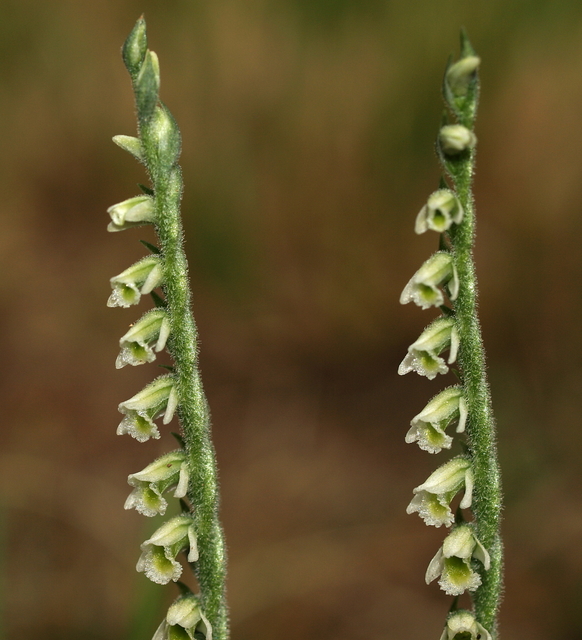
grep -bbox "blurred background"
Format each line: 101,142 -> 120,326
1,0 -> 581,638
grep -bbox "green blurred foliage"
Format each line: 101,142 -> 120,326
1,1 -> 582,639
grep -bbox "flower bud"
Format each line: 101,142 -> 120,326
439,124 -> 476,156
426,524 -> 490,595
400,252 -> 458,309
439,610 -> 492,640
398,317 -> 459,379
108,255 -> 163,308
445,56 -> 480,97
136,515 -> 198,584
136,50 -> 160,120
415,189 -> 463,234
112,135 -> 145,164
406,457 -> 473,527
149,104 -> 182,169
122,16 -> 148,78
116,308 -> 171,368
406,386 -> 467,453
107,195 -> 155,232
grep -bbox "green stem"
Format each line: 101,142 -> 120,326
448,149 -> 503,636
153,163 -> 228,640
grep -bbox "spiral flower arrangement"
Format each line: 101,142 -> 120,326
108,17 -> 228,640
398,33 -> 503,639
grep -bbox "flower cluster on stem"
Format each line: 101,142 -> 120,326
398,32 -> 502,639
108,17 -> 228,640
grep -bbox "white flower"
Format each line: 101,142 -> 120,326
398,317 -> 459,380
400,252 -> 459,309
125,450 -> 189,517
164,593 -> 212,640
136,515 -> 198,585
108,255 -> 163,308
439,610 -> 492,640
426,524 -> 490,595
415,189 -> 463,234
107,195 -> 155,232
406,386 -> 467,453
439,124 -> 476,156
407,457 -> 473,527
445,56 -> 481,97
117,376 -> 178,442
116,308 -> 171,368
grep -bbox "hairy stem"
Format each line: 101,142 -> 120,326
448,140 -> 503,638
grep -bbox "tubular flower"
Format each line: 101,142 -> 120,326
108,255 -> 163,308
117,375 -> 178,442
405,386 -> 467,453
426,524 -> 491,596
151,593 -> 213,640
415,189 -> 463,234
136,514 -> 198,585
407,457 -> 473,527
125,450 -> 189,517
107,195 -> 155,232
398,316 -> 459,380
116,308 -> 171,368
439,610 -> 492,640
400,251 -> 459,309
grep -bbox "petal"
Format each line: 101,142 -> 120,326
459,466 -> 474,509
156,316 -> 171,352
414,205 -> 429,234
456,395 -> 468,433
414,457 -> 471,496
472,535 -> 491,570
173,464 -> 189,499
425,547 -> 445,584
163,386 -> 179,424
442,525 -> 475,560
129,450 -> 187,485
187,524 -> 199,562
144,515 -> 193,548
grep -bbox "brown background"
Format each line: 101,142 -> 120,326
1,0 -> 581,638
